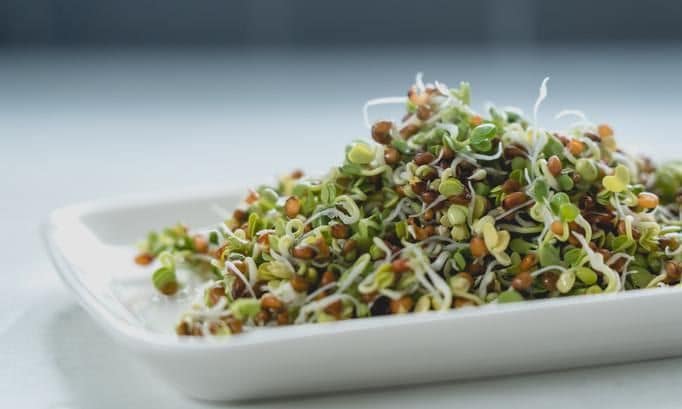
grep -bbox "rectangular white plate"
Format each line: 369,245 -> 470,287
43,185 -> 682,401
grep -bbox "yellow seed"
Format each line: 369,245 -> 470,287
567,139 -> 584,156
550,220 -> 564,236
597,124 -> 614,138
637,192 -> 659,209
470,237 -> 487,258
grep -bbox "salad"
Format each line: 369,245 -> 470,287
135,75 -> 682,337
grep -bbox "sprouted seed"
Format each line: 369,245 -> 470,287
135,75 -> 682,337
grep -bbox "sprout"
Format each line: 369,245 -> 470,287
135,76 -> 682,336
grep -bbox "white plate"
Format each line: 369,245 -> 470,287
43,185 -> 682,401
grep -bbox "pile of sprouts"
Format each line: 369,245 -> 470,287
135,75 -> 682,337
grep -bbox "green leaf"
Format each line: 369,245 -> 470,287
550,192 -> 570,214
563,247 -> 586,267
542,136 -> 565,158
533,178 -> 549,202
559,203 -> 579,222
629,271 -> 655,289
497,289 -> 524,303
538,243 -> 561,267
470,123 -> 496,152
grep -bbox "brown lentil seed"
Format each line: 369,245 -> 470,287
413,226 -> 430,241
421,190 -> 438,204
519,254 -> 537,272
468,261 -> 484,276
441,146 -> 455,160
254,310 -> 270,326
542,272 -> 559,292
501,179 -> 521,194
416,105 -> 432,121
391,258 -> 411,273
454,298 -> 475,308
665,261 -> 681,280
330,223 -> 350,239
503,144 -> 527,159
284,196 -> 301,218
225,318 -> 243,334
390,296 -> 414,314
408,87 -> 429,105
512,271 -> 533,291
384,147 -> 401,165
192,235 -> 209,253
411,181 -> 427,195
276,311 -> 290,326
547,155 -> 562,176
449,194 -> 471,205
261,294 -> 283,310
134,252 -> 153,266
584,132 -> 601,143
556,134 -> 570,146
470,237 -> 487,258
342,239 -> 357,255
206,285 -> 226,307
414,151 -> 435,166
502,191 -> 529,210
371,121 -> 393,144
176,321 -> 190,336
324,300 -> 343,319
292,245 -> 315,259
400,124 -> 420,139
321,270 -> 337,286
290,275 -> 310,292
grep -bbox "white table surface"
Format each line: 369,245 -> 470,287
2,46 -> 682,408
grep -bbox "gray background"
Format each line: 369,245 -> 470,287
3,0 -> 682,46
2,1 -> 682,408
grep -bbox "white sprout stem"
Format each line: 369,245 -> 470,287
336,255 -> 371,293
363,96 -> 408,129
225,261 -> 256,298
304,282 -> 338,303
384,197 -> 410,223
529,265 -> 570,278
529,77 -> 550,178
373,236 -> 393,265
665,245 -> 682,257
572,232 -> 621,292
294,293 -> 363,324
379,288 -> 405,300
415,72 -> 425,92
184,295 -> 229,320
477,261 -> 498,299
269,249 -> 296,274
467,180 -> 476,228
218,223 -> 249,245
494,199 -> 535,221
497,224 -> 544,234
472,143 -> 503,161
555,109 -> 588,122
